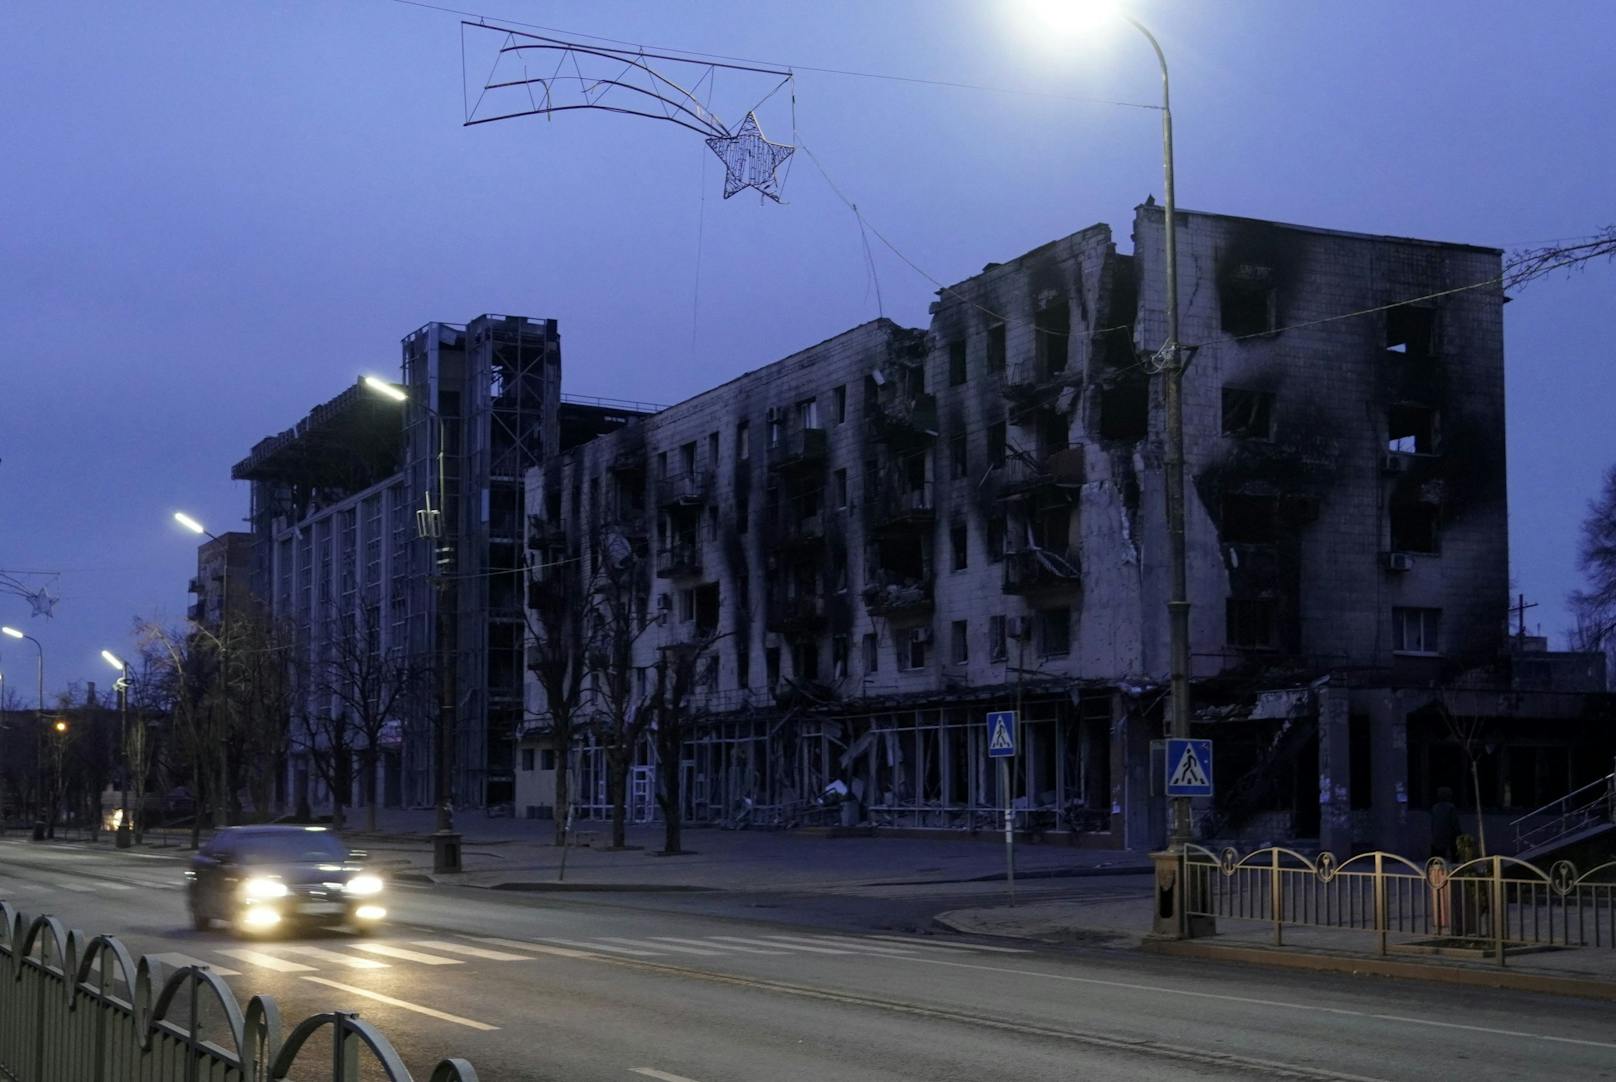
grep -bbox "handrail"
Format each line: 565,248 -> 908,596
1509,768 -> 1615,853
1508,771 -> 1614,830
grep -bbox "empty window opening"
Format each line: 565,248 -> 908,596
1221,388 -> 1274,439
680,441 -> 696,474
987,322 -> 1007,372
834,384 -> 847,423
989,615 -> 1008,661
833,634 -> 849,679
736,647 -> 750,689
987,516 -> 1006,562
950,435 -> 968,479
1386,306 -> 1436,360
1226,598 -> 1277,649
862,632 -> 879,674
949,338 -> 968,386
1221,493 -> 1278,544
694,583 -> 721,635
737,495 -> 750,534
1098,381 -> 1149,442
872,534 -> 928,585
1390,503 -> 1440,554
737,421 -> 750,460
765,646 -> 781,688
988,420 -> 1007,467
951,523 -> 969,571
1035,299 -> 1071,377
951,619 -> 969,665
1392,607 -> 1441,654
1039,606 -> 1071,656
1388,405 -> 1438,454
1031,506 -> 1070,550
901,627 -> 930,670
1220,264 -> 1276,337
835,468 -> 849,508
793,640 -> 820,682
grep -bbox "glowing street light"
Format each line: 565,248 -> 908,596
362,375 -> 408,402
102,649 -> 134,848
173,511 -> 208,536
5,625 -> 48,835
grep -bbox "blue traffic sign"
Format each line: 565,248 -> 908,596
1165,738 -> 1214,797
986,711 -> 1017,758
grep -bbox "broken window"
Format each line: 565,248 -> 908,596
679,588 -> 695,623
989,615 -> 1007,661
1390,502 -> 1439,554
736,646 -> 750,689
987,321 -> 1007,373
950,434 -> 968,479
833,634 -> 849,679
863,632 -> 879,674
681,441 -> 696,475
949,338 -> 968,386
797,398 -> 820,431
1226,598 -> 1277,649
833,546 -> 848,592
1392,606 -> 1440,654
1098,380 -> 1149,442
1032,506 -> 1070,550
987,516 -> 1006,562
834,384 -> 847,423
1386,306 -> 1436,360
737,421 -> 750,460
765,646 -> 781,688
1035,299 -> 1070,377
695,583 -> 720,634
1388,405 -> 1438,454
706,505 -> 718,541
1221,492 -> 1278,544
1039,606 -> 1071,656
987,420 -> 1007,468
835,468 -> 848,508
794,640 -> 819,681
1220,263 -> 1276,337
951,619 -> 969,665
708,432 -> 719,469
951,523 -> 968,571
1038,410 -> 1069,458
902,628 -> 930,670
1221,387 -> 1274,439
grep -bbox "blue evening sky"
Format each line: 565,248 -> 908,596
3,1 -> 1612,694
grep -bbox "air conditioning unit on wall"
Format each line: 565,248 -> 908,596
1384,552 -> 1415,573
1381,452 -> 1409,475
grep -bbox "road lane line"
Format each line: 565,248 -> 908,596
217,949 -> 317,973
652,937 -> 788,956
631,1069 -> 706,1082
537,937 -> 664,957
720,936 -> 851,955
601,937 -> 725,957
802,935 -> 928,955
148,953 -> 241,976
350,943 -> 463,966
466,936 -> 599,960
409,940 -> 528,961
301,977 -> 498,1031
280,946 -> 388,969
864,934 -> 1029,954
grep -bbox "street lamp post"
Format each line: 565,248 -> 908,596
102,650 -> 133,849
3,627 -> 47,837
363,375 -> 461,873
175,511 -> 234,828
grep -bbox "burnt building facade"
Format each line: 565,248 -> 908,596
519,206 -> 1611,853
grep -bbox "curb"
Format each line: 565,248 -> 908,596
1141,937 -> 1616,1002
930,911 -> 1138,947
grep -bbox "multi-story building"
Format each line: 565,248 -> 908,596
186,532 -> 253,630
521,205 -> 1612,854
234,313 -> 642,816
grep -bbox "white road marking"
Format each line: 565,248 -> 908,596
58,882 -> 94,892
652,936 -> 788,956
538,937 -> 663,957
280,946 -> 388,969
631,1069 -> 706,1082
467,936 -> 599,960
301,977 -> 498,1031
864,934 -> 1029,954
409,940 -> 528,961
217,949 -> 317,973
602,937 -> 724,957
351,943 -> 462,966
148,952 -> 240,976
94,882 -> 133,891
803,935 -> 927,955
721,936 -> 851,955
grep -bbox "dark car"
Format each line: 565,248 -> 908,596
186,826 -> 386,934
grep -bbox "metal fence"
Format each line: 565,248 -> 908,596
1182,845 -> 1616,964
0,901 -> 478,1082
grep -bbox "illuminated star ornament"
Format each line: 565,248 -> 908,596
705,112 -> 795,202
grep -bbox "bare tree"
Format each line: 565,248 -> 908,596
1504,227 -> 1616,292
523,541 -> 595,846
1570,464 -> 1616,680
587,543 -> 659,849
1438,702 -> 1492,857
139,621 -> 218,846
650,633 -> 724,856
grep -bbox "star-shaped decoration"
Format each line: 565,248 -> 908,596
705,112 -> 794,202
27,586 -> 57,618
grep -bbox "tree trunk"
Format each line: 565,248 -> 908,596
552,743 -> 571,847
657,725 -> 682,854
608,748 -> 628,848
364,745 -> 379,833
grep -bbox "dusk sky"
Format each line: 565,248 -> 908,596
3,0 -> 1613,696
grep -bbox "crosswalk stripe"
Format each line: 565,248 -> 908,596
803,935 -> 925,955
466,936 -> 598,960
863,935 -> 1029,954
651,936 -> 788,956
95,882 -> 133,892
280,946 -> 388,969
721,936 -> 851,955
602,937 -> 724,957
409,940 -> 528,961
351,944 -> 462,966
148,952 -> 241,977
536,937 -> 663,957
217,949 -> 317,973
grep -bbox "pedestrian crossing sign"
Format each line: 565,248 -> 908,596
986,711 -> 1017,758
1165,738 -> 1214,796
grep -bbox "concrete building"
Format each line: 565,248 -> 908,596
186,532 -> 253,630
520,205 -> 1612,855
233,314 -> 642,817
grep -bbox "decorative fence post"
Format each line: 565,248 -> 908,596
1270,847 -> 1283,946
1374,851 -> 1388,957
1492,855 -> 1506,967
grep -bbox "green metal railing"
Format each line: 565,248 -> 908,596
0,901 -> 478,1082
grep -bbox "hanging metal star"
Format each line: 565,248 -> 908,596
27,586 -> 57,618
705,112 -> 795,202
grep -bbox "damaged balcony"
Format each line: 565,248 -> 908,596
868,389 -> 939,442
862,571 -> 934,618
608,444 -> 647,476
658,469 -> 712,511
1002,546 -> 1082,595
766,594 -> 826,636
656,541 -> 703,579
527,514 -> 567,552
766,427 -> 828,472
997,446 -> 1084,501
1002,358 -> 1080,406
768,508 -> 826,554
871,481 -> 936,534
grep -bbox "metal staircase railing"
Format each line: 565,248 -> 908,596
1510,762 -> 1616,855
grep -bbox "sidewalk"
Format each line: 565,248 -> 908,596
935,895 -> 1616,1000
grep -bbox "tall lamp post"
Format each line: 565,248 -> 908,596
363,375 -> 462,873
174,511 -> 233,828
101,649 -> 134,848
3,627 -> 47,836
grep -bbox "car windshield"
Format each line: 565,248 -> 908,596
234,832 -> 350,864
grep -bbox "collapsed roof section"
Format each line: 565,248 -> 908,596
231,378 -> 404,494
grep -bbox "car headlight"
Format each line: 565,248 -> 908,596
240,877 -> 288,901
344,874 -> 385,896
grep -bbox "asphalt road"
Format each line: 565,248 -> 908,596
2,839 -> 1614,1082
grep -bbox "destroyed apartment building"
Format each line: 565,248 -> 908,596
518,203 -> 1613,855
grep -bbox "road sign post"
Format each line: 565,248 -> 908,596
987,711 -> 1017,906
